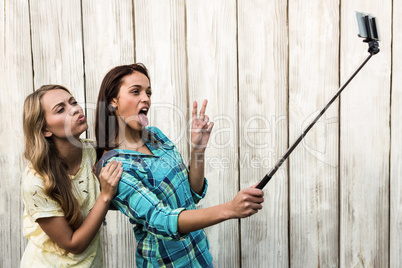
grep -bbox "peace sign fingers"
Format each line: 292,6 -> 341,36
192,99 -> 209,120
190,99 -> 213,153
199,99 -> 208,121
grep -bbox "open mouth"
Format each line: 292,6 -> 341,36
139,107 -> 148,116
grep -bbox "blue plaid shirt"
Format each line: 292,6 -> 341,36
104,127 -> 213,267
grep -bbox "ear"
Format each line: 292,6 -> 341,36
42,128 -> 53,138
109,98 -> 118,110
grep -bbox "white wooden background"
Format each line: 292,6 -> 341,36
0,0 -> 400,267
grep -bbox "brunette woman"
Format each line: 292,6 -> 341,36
95,64 -> 264,267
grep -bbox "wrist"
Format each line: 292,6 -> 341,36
191,149 -> 205,157
99,192 -> 113,204
221,202 -> 234,220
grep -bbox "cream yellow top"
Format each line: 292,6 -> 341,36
20,139 -> 103,267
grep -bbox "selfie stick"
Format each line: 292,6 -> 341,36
257,14 -> 380,190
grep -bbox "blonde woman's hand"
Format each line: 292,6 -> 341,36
98,160 -> 122,202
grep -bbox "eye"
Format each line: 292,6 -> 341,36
57,107 -> 65,113
131,90 -> 139,95
72,101 -> 78,105
147,91 -> 152,97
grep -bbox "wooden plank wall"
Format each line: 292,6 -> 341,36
0,1 -> 32,268
81,1 -> 137,266
0,0 -> 400,267
340,1 -> 391,267
289,1 -> 340,267
238,0 -> 288,267
186,1 -> 240,265
391,0 -> 402,267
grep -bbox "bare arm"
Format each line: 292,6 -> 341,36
188,150 -> 206,194
37,161 -> 122,254
177,185 -> 264,234
185,100 -> 265,234
188,100 -> 214,194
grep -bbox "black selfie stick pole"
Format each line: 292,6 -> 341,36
256,40 -> 380,190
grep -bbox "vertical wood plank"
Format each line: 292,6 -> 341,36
237,1 -> 289,267
81,1 -> 136,267
390,0 -> 402,266
0,0 -> 33,267
288,0 -> 340,266
186,1 -> 239,267
134,0 -> 188,159
82,0 -> 135,139
29,0 -> 85,101
340,2 -> 391,267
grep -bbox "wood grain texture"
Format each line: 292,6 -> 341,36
81,0 -> 137,267
82,0 -> 135,139
288,0 -> 340,267
186,0 -> 239,267
237,0 -> 289,267
29,0 -> 85,100
134,0 -> 188,159
1,1 -> 399,267
340,1 -> 391,267
390,0 -> 402,266
0,1 -> 33,267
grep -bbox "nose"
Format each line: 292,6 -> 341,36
69,103 -> 83,115
141,91 -> 150,103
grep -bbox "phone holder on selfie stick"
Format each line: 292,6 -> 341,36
257,12 -> 380,190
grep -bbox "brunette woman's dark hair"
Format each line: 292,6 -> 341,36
95,63 -> 151,159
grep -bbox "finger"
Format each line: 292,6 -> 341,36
251,182 -> 259,188
114,161 -> 122,169
250,182 -> 264,194
246,201 -> 263,210
110,162 -> 122,177
199,99 -> 208,120
103,161 -> 120,178
103,161 -> 114,173
199,115 -> 209,129
116,166 -> 123,180
242,193 -> 264,204
245,207 -> 259,217
206,121 -> 214,132
112,167 -> 123,185
192,101 -> 198,120
253,203 -> 263,210
244,187 -> 264,197
108,161 -> 120,173
249,196 -> 264,204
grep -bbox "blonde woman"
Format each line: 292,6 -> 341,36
21,85 -> 122,267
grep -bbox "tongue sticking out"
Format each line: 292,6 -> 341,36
138,113 -> 149,127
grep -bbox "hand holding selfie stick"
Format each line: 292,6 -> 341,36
257,12 -> 380,190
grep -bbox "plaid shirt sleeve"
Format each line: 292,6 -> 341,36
111,168 -> 186,240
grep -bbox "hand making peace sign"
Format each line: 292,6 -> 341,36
191,99 -> 214,153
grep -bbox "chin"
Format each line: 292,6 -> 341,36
70,125 -> 88,138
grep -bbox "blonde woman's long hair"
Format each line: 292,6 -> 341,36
23,85 -> 82,230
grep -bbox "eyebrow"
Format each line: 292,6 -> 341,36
128,85 -> 152,90
51,96 -> 75,111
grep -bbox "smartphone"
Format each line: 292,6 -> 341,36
355,11 -> 380,41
